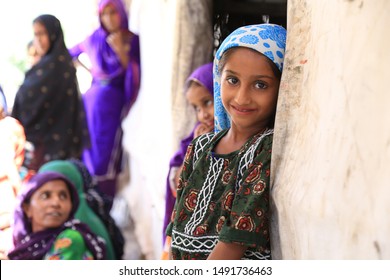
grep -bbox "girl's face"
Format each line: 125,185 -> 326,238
27,44 -> 40,67
33,22 -> 50,56
23,180 -> 72,233
220,48 -> 280,131
101,3 -> 122,33
186,83 -> 214,128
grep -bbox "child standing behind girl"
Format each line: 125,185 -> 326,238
166,24 -> 286,260
161,63 -> 214,259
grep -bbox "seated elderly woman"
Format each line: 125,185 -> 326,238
8,172 -> 106,260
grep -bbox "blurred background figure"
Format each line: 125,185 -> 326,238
69,158 -> 125,259
26,40 -> 41,69
11,14 -> 89,172
38,160 -> 117,259
0,93 -> 25,259
69,0 -> 141,201
8,172 -> 106,260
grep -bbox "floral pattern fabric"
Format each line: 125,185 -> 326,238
45,229 -> 94,260
166,129 -> 273,260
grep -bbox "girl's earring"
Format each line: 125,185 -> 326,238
262,15 -> 270,24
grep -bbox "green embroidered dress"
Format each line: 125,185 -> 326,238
166,129 -> 273,260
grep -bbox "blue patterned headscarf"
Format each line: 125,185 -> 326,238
213,24 -> 287,133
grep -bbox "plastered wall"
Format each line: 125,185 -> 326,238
271,0 -> 390,259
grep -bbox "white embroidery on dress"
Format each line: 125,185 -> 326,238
178,129 -> 273,256
171,229 -> 218,253
193,133 -> 213,166
185,155 -> 224,234
242,250 -> 271,260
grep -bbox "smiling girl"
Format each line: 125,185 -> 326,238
166,24 -> 287,260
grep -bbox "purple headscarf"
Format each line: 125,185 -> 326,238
8,172 -> 106,260
163,63 -> 213,242
99,0 -> 128,31
184,62 -> 214,97
171,62 -> 214,167
70,0 -> 140,83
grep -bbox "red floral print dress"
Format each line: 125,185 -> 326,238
166,129 -> 273,260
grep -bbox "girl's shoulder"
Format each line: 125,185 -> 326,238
192,129 -> 227,146
191,130 -> 222,153
248,129 -> 274,150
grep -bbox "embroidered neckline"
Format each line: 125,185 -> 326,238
210,127 -> 272,158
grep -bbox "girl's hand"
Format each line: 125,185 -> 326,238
169,165 -> 183,198
106,31 -> 126,54
194,123 -> 213,138
207,241 -> 247,260
106,31 -> 130,68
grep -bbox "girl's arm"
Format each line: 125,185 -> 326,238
107,30 -> 130,68
68,42 -> 90,73
72,58 -> 91,73
207,241 -> 247,260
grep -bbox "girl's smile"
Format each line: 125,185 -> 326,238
220,47 -> 280,134
230,104 -> 257,115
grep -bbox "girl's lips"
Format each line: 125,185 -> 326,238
231,105 -> 256,114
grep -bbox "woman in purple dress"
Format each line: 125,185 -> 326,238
69,0 -> 141,199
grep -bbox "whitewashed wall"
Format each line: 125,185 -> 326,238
170,0 -> 213,148
122,0 -> 178,259
271,0 -> 390,259
121,0 -> 212,259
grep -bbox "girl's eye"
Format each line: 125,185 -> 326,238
255,81 -> 268,89
204,100 -> 213,107
193,105 -> 201,113
227,77 -> 238,85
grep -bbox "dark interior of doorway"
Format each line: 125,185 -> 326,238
213,0 -> 287,53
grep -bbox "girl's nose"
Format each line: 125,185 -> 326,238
234,87 -> 250,105
201,109 -> 210,119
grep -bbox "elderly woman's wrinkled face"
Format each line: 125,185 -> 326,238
23,180 -> 72,233
33,21 -> 50,56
